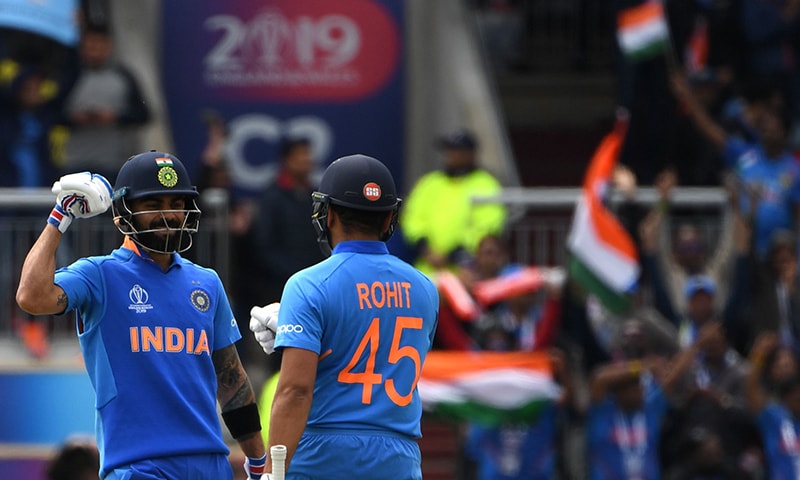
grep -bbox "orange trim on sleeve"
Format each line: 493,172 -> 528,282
319,349 -> 333,361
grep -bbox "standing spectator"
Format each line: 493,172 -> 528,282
62,23 -> 150,183
739,0 -> 800,118
586,355 -> 691,480
463,350 -> 575,480
749,229 -> 800,355
670,71 -> 800,259
638,168 -> 737,315
251,137 -> 325,306
246,137 -> 325,372
15,152 -> 266,479
402,129 -> 507,277
0,66 -> 65,187
249,154 -> 439,479
471,264 -> 564,353
747,332 -> 800,479
661,322 -> 760,479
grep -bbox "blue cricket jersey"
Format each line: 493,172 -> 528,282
758,403 -> 800,480
54,239 -> 241,476
274,240 -> 439,438
723,137 -> 800,256
587,386 -> 667,480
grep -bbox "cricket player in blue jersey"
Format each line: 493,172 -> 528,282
249,154 -> 439,479
17,151 -> 267,480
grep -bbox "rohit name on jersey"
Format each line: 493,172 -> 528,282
356,281 -> 412,309
129,326 -> 210,355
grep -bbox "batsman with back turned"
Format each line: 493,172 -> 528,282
250,154 -> 439,480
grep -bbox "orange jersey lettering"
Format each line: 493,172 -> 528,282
355,281 -> 413,309
129,326 -> 210,355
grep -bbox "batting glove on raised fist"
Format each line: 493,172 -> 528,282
249,303 -> 279,355
48,172 -> 113,233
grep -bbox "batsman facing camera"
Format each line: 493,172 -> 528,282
111,151 -> 202,254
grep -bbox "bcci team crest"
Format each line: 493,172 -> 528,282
191,289 -> 211,312
158,166 -> 178,188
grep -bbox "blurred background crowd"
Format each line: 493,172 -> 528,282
6,0 -> 800,479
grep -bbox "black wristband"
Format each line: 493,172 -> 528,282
221,403 -> 261,440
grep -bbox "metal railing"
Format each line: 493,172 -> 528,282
473,186 -> 729,266
0,188 -> 230,338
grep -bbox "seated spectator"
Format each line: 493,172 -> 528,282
747,332 -> 800,479
62,23 -> 150,182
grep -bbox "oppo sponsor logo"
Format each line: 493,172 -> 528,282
276,324 -> 304,335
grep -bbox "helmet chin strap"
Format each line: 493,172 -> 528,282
311,196 -> 332,257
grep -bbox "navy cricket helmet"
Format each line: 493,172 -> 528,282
113,150 -> 199,200
112,151 -> 201,254
312,154 -> 402,255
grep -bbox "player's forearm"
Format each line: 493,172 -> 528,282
268,389 -> 312,471
214,345 -> 257,410
237,432 -> 266,460
16,225 -> 64,314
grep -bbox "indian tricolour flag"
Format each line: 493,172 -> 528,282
155,157 -> 173,167
617,1 -> 670,61
418,351 -> 561,426
567,116 -> 639,314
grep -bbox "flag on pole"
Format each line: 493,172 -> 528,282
617,1 -> 670,61
418,351 -> 561,426
684,17 -> 709,76
567,115 -> 639,314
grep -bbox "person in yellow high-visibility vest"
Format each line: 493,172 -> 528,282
402,129 -> 507,277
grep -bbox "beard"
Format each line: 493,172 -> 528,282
131,215 -> 188,253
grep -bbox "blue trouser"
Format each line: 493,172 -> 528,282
102,453 -> 233,480
288,427 -> 422,480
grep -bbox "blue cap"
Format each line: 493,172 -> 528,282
684,275 -> 716,299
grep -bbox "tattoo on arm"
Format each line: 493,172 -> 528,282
57,292 -> 68,307
212,345 -> 256,412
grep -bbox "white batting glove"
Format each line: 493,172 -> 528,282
48,172 -> 113,233
249,303 -> 280,355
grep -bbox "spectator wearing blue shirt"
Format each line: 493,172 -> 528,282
587,356 -> 691,480
671,71 -> 800,259
747,332 -> 800,480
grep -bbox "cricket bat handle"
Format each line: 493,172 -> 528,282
270,445 -> 287,480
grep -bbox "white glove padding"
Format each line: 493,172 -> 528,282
52,172 -> 113,219
249,303 -> 280,355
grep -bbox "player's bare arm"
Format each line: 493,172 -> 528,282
212,344 -> 266,463
17,225 -> 69,315
19,172 -> 113,315
268,347 -> 318,471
